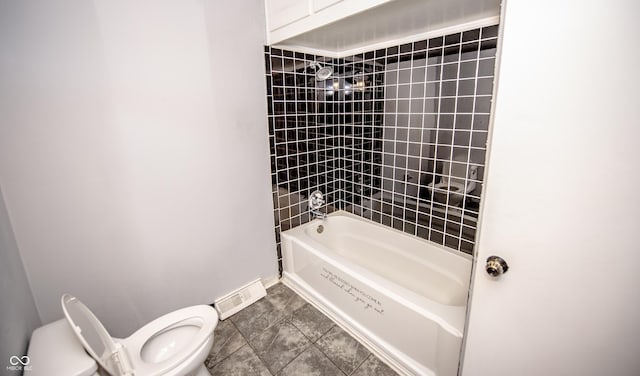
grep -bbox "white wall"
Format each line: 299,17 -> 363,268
0,0 -> 277,336
0,188 -> 41,363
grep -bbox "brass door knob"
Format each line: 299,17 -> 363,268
486,256 -> 509,277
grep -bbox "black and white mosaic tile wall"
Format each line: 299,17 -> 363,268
265,25 -> 498,271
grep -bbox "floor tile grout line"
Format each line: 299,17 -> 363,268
253,304 -> 311,374
270,317 -> 317,375
271,336 -> 351,376
205,319 -> 264,373
278,320 -> 313,374
350,353 -> 374,376
314,325 -> 375,376
205,342 -> 258,374
231,318 -> 278,375
288,313 -> 337,344
268,326 -> 314,376
234,304 -> 310,374
309,341 -> 349,376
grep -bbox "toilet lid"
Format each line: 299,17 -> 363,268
62,294 -> 132,376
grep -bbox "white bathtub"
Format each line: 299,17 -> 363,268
281,210 -> 471,376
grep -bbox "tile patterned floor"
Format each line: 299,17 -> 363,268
205,283 -> 399,376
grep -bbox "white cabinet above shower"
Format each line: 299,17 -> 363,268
265,0 -> 310,31
265,0 -> 500,56
265,0 -> 391,45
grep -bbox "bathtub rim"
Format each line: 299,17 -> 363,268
285,210 -> 473,262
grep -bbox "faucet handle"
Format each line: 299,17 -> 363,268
309,190 -> 325,210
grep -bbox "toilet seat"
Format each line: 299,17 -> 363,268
62,294 -> 218,376
121,305 -> 217,375
429,180 -> 466,193
427,155 -> 478,206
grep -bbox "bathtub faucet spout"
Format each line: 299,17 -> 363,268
311,209 -> 327,221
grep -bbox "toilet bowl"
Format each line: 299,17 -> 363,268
27,294 -> 218,376
428,154 -> 478,207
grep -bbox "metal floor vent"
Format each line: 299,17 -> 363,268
214,279 -> 267,320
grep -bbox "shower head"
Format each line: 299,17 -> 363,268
309,61 -> 333,81
316,66 -> 334,81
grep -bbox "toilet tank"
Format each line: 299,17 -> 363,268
27,319 -> 98,376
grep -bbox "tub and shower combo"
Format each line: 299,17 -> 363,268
281,210 -> 472,376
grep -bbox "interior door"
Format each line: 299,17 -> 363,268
461,1 -> 640,375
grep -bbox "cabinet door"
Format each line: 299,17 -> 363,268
312,0 -> 342,12
266,0 -> 310,31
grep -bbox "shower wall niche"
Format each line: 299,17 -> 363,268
265,24 -> 497,270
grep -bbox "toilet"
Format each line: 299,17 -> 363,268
428,154 -> 478,207
27,294 -> 218,376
